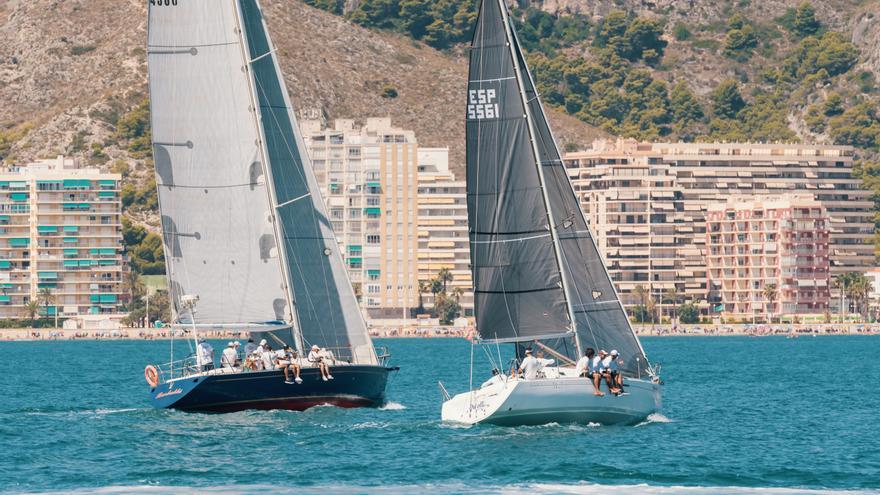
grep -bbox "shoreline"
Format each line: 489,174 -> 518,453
2,324 -> 879,342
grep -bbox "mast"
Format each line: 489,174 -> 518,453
232,0 -> 304,355
497,0 -> 580,355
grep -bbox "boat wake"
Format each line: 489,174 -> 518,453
380,401 -> 407,411
635,413 -> 674,427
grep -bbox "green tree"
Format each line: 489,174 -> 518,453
23,300 -> 41,327
37,288 -> 55,325
669,81 -> 704,128
672,22 -> 691,41
710,80 -> 746,119
437,267 -> 453,293
678,302 -> 700,324
792,2 -> 821,37
829,103 -> 880,150
724,25 -> 758,57
763,283 -> 778,323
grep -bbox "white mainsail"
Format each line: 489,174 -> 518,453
147,0 -> 377,365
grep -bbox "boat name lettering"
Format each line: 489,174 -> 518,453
150,0 -> 178,6
155,388 -> 183,399
468,89 -> 499,120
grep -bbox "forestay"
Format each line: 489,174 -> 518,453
466,0 -> 573,344
237,0 -> 377,365
147,0 -> 290,325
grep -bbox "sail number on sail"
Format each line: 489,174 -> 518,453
467,89 -> 500,120
150,0 -> 178,6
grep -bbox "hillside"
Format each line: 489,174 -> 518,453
0,0 -> 606,174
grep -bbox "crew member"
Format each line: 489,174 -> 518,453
220,342 -> 238,370
309,344 -> 333,381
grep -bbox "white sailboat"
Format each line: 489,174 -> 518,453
441,0 -> 662,426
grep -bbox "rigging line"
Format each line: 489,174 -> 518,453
148,41 -> 238,49
474,286 -> 560,295
158,182 -> 261,189
249,49 -> 276,64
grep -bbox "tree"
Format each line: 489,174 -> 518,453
711,80 -> 746,119
724,25 -> 758,58
669,81 -> 704,128
437,267 -> 453,293
37,287 -> 55,326
23,300 -> 40,327
678,302 -> 700,324
417,280 -> 428,312
792,2 -> 821,37
763,283 -> 778,324
663,287 -> 680,323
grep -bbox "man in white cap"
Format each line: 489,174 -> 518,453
607,350 -> 624,393
308,344 -> 333,381
600,350 -> 622,395
197,337 -> 214,372
220,342 -> 238,370
517,348 -> 552,380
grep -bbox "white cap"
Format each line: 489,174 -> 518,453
234,341 -> 241,347
311,344 -> 320,350
610,350 -> 619,356
599,349 -> 608,355
227,341 -> 234,347
260,339 -> 267,346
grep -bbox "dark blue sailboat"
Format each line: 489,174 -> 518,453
144,0 -> 394,413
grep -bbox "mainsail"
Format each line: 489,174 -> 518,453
467,0 -> 650,374
148,0 -> 376,365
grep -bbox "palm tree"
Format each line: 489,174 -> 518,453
437,267 -> 453,293
417,280 -> 428,312
762,283 -> 778,324
23,300 -> 40,328
37,287 -> 56,328
663,287 -> 679,323
452,286 -> 463,303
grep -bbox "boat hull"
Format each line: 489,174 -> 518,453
150,365 -> 393,413
442,375 -> 661,426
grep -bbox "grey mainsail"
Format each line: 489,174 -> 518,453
147,0 -> 376,365
466,0 -> 573,344
467,0 -> 650,374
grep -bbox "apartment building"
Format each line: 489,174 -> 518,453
301,118 -> 420,319
565,139 -> 872,316
0,156 -> 125,319
416,148 -> 473,316
706,195 -> 831,320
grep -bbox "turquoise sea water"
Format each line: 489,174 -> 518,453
0,336 -> 878,494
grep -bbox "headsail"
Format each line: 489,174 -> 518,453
147,1 -> 290,325
466,0 -> 573,345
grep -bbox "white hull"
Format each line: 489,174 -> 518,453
442,367 -> 661,426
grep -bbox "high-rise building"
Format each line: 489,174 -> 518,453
416,148 -> 473,316
301,119 -> 475,322
706,195 -> 831,320
564,139 -> 872,317
0,156 -> 126,319
301,118 -> 420,319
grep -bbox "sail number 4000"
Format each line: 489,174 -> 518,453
468,89 -> 500,120
150,0 -> 178,5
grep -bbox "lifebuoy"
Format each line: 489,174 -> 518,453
145,365 -> 159,387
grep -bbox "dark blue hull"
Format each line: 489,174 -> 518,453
150,365 -> 393,413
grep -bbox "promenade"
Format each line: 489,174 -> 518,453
2,323 -> 878,341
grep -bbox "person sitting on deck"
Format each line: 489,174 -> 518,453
589,349 -> 606,396
308,344 -> 334,381
244,338 -> 257,357
598,350 -> 621,395
220,342 -> 238,370
261,344 -> 275,371
318,347 -> 336,365
605,349 -> 624,394
197,338 -> 214,372
534,350 -> 554,377
576,348 -> 594,377
275,345 -> 302,384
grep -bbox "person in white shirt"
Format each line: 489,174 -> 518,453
517,348 -> 552,380
274,345 -> 302,384
308,344 -> 333,381
197,338 -> 214,371
589,349 -> 606,396
575,348 -> 592,377
318,347 -> 336,365
220,342 -> 238,370
597,350 -> 621,395
261,344 -> 275,371
607,349 -> 623,394
243,338 -> 257,357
